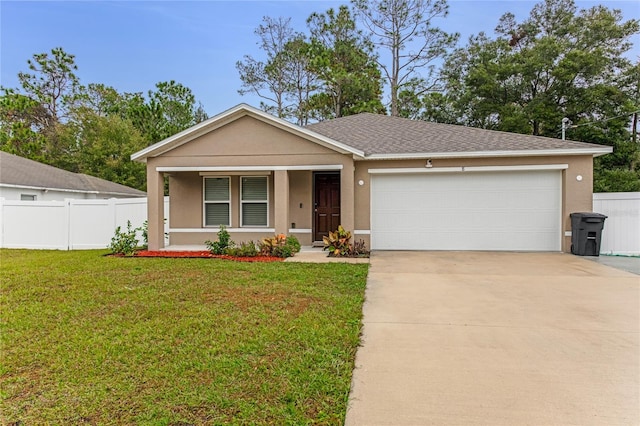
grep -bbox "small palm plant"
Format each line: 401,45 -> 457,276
322,225 -> 352,257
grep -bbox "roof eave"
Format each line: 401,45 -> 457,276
131,104 -> 365,162
0,183 -> 144,197
363,147 -> 613,160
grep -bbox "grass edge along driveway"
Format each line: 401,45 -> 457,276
1,249 -> 368,425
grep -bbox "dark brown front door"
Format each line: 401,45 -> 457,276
314,172 -> 341,242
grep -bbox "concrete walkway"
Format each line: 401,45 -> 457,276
345,251 -> 639,425
284,246 -> 369,264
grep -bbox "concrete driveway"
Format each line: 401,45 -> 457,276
345,252 -> 639,425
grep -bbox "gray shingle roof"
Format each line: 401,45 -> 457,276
0,151 -> 145,197
306,113 -> 607,156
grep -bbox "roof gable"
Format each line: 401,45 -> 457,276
306,113 -> 612,158
131,104 -> 364,162
166,114 -> 343,158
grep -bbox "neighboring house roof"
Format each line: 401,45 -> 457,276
0,151 -> 146,197
306,113 -> 612,159
131,103 -> 612,162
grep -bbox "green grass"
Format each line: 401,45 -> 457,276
0,250 -> 368,425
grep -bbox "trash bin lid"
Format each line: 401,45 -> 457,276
570,212 -> 608,219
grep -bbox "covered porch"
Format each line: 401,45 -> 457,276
146,164 -> 354,251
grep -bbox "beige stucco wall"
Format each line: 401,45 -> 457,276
354,155 -> 595,252
147,116 -> 353,249
164,115 -> 340,159
168,172 -> 201,227
289,170 -> 313,230
169,231 -> 282,246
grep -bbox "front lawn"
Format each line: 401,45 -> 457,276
0,250 -> 368,424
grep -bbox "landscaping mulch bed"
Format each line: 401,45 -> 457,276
134,250 -> 284,262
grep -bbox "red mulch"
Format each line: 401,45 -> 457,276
133,250 -> 284,262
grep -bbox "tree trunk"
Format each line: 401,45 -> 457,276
390,83 -> 398,116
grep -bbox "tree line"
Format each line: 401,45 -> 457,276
1,0 -> 638,192
236,1 -> 459,123
237,0 -> 639,191
0,48 -> 207,191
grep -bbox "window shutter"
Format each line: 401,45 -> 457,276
205,178 -> 229,201
205,203 -> 230,226
242,203 -> 268,226
242,177 -> 267,201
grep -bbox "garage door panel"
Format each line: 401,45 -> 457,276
371,171 -> 561,251
372,228 -> 559,251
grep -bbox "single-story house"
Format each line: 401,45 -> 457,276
0,151 -> 146,201
132,104 -> 612,252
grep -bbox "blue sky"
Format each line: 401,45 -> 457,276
1,1 -> 638,115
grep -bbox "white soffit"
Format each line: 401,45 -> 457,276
157,165 -> 344,172
368,164 -> 568,174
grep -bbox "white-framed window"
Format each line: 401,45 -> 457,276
203,177 -> 230,226
241,176 -> 268,227
20,194 -> 37,201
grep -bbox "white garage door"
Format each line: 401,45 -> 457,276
371,170 -> 562,251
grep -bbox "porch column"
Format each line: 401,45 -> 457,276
147,166 -> 165,250
274,170 -> 289,235
340,163 -> 355,232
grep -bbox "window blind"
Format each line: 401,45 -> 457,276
241,176 -> 268,226
205,203 -> 230,226
204,177 -> 229,201
241,177 -> 267,201
242,203 -> 267,226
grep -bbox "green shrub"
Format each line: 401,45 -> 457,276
323,225 -> 352,257
225,241 -> 258,257
273,244 -> 294,259
351,239 -> 370,257
109,221 -> 140,256
140,220 -> 148,249
205,225 -> 235,255
258,234 -> 299,258
258,234 -> 286,256
285,235 -> 301,253
322,227 -> 370,257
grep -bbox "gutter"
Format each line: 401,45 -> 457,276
363,147 -> 613,160
0,183 -> 145,198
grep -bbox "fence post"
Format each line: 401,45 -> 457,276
0,197 -> 4,249
64,199 -> 72,250
110,198 -> 117,235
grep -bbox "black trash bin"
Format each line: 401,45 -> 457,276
570,212 -> 607,256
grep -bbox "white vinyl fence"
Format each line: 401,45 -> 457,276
593,192 -> 640,256
0,197 -> 169,250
